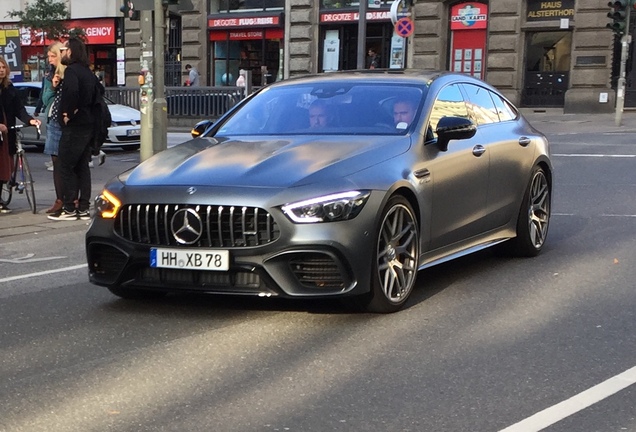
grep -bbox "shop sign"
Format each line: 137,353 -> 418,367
209,28 -> 283,41
20,18 -> 116,46
526,0 -> 575,21
320,10 -> 391,23
208,14 -> 281,29
450,3 -> 488,31
0,28 -> 23,81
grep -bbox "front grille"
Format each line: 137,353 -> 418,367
137,268 -> 262,291
112,135 -> 140,142
115,204 -> 280,248
289,253 -> 346,289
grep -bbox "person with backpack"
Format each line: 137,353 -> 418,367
48,37 -> 96,221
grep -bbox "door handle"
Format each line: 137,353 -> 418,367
519,136 -> 531,146
413,168 -> 430,179
472,145 -> 486,157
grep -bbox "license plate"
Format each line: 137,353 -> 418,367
150,248 -> 229,271
127,129 -> 141,136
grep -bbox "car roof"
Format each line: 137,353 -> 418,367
267,70 -> 494,91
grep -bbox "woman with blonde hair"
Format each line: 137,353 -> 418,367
0,56 -> 41,213
40,41 -> 67,213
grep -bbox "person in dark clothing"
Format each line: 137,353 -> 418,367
0,56 -> 41,213
367,48 -> 380,69
48,37 -> 96,221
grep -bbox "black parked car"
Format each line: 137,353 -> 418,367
86,70 -> 552,313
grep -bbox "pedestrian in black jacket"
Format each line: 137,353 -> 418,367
0,56 -> 41,213
48,37 -> 96,221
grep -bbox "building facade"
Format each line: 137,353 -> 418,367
1,0 -> 123,85
3,0 -> 633,113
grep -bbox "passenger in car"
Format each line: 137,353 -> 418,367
393,98 -> 417,129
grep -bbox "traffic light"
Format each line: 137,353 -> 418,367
607,0 -> 629,35
120,0 -> 140,20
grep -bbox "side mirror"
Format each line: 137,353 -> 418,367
191,119 -> 214,138
435,116 -> 476,152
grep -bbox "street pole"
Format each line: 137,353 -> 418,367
139,10 -> 154,162
356,0 -> 368,69
615,5 -> 631,126
153,0 -> 168,154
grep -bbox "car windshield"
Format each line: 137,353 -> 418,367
216,82 -> 427,136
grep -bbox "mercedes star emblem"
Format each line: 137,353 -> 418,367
170,208 -> 203,244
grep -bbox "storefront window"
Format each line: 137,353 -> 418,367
218,0 -> 283,12
21,47 -> 46,82
212,38 -> 280,86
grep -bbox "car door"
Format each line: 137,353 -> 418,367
425,83 -> 490,251
463,85 -> 535,229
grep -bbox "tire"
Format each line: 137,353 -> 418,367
107,286 -> 167,300
506,166 -> 551,257
19,155 -> 37,214
362,195 -> 420,313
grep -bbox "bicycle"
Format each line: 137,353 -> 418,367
0,123 -> 41,214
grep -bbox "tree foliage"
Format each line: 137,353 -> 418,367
7,0 -> 69,42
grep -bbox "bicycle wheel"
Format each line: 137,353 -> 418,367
0,155 -> 16,207
18,154 -> 37,214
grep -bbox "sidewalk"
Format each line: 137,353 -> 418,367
0,209 -> 89,241
521,108 -> 636,135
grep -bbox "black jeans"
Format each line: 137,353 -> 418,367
58,125 -> 92,212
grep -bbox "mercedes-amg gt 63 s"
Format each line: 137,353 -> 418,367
86,70 -> 552,313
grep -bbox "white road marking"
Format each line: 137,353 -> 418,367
552,213 -> 636,218
0,253 -> 66,264
0,264 -> 87,284
500,365 -> 636,431
553,154 -> 636,158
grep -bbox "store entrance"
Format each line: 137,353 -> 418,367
336,23 -> 394,70
521,31 -> 572,107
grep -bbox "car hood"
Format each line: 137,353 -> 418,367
124,135 -> 410,188
108,104 -> 140,121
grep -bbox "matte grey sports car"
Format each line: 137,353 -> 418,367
86,70 -> 552,313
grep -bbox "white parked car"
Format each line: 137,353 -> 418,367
14,81 -> 141,150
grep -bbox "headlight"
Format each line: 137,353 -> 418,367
281,191 -> 370,223
95,189 -> 121,219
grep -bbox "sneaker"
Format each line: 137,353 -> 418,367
97,150 -> 106,166
47,209 -> 78,221
88,160 -> 94,168
47,165 -> 54,171
44,161 -> 53,168
0,204 -> 11,214
77,210 -> 91,220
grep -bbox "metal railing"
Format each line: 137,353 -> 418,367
104,86 -> 248,119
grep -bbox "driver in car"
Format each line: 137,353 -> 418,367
309,100 -> 333,128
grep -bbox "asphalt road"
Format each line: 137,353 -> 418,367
1,128 -> 636,431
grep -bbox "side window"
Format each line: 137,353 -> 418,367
462,84 -> 499,125
16,87 -> 29,106
24,88 -> 40,107
428,84 -> 469,139
490,92 -> 518,122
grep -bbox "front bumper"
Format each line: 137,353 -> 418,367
85,195 -> 384,299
